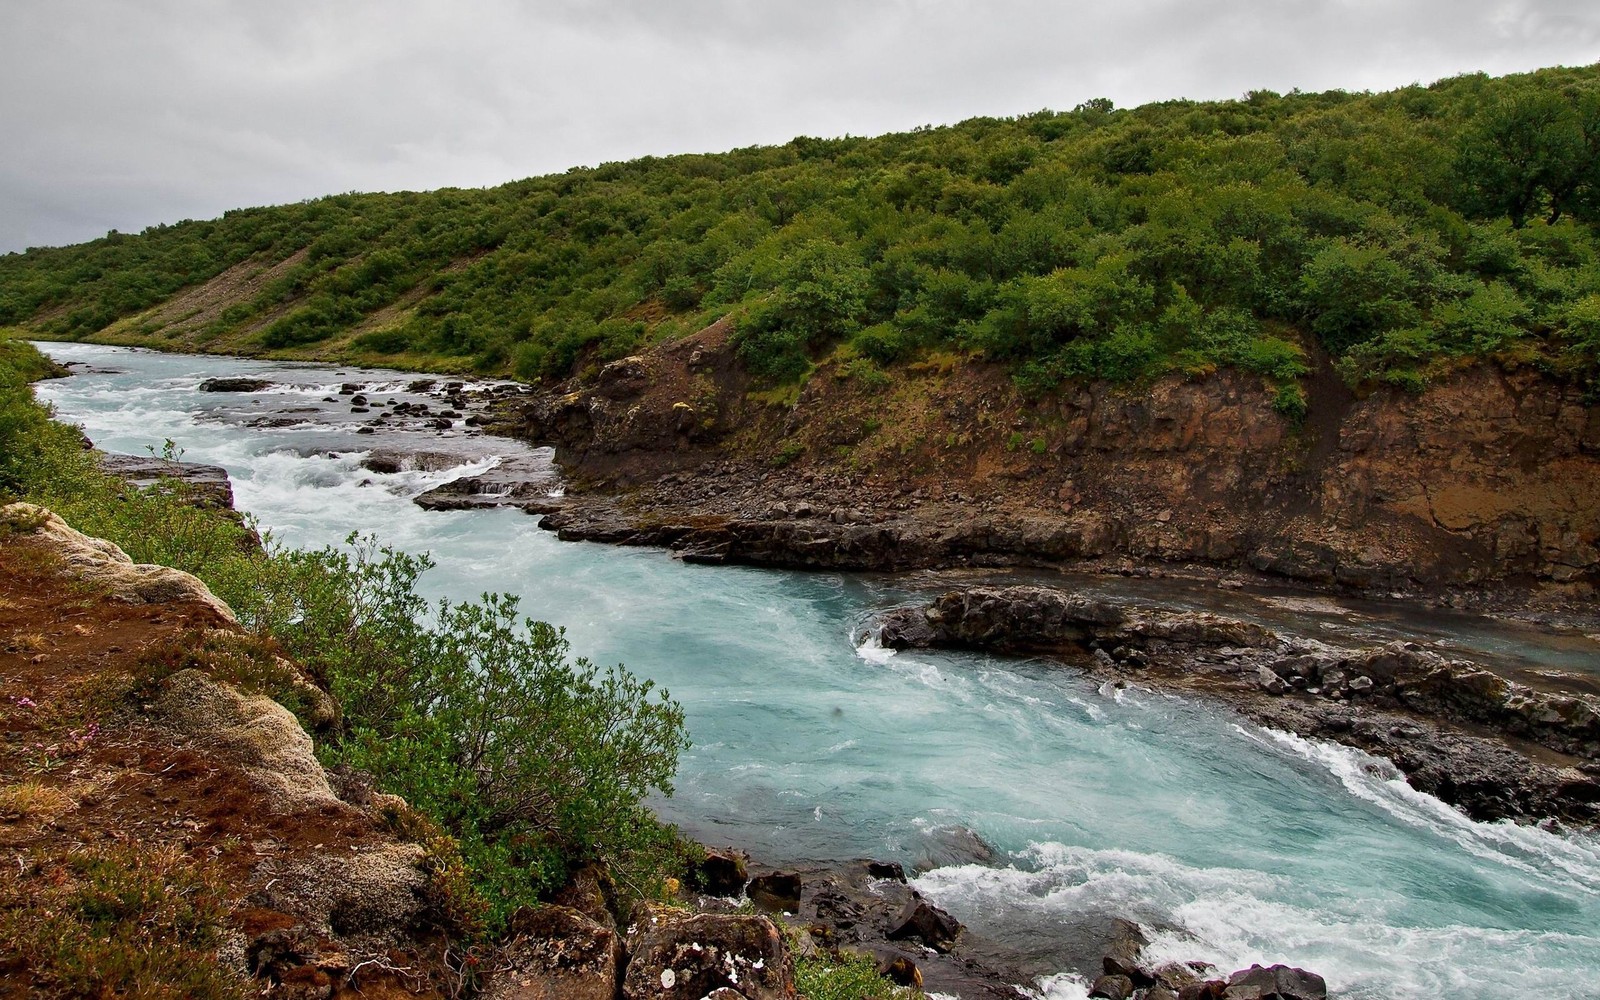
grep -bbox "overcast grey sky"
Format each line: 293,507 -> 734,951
2,0 -> 1597,253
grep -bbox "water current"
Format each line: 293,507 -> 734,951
33,343 -> 1600,999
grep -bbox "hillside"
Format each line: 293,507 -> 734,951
4,64 -> 1600,409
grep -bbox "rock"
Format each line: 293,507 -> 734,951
1178,983 -> 1228,1000
350,393 -> 368,406
748,871 -> 803,913
622,903 -> 794,1000
1089,973 -> 1136,999
488,905 -> 621,1000
1348,675 -> 1373,693
878,955 -> 922,988
3,503 -> 236,621
149,668 -> 340,812
1094,648 -> 1118,669
886,898 -> 962,953
698,848 -> 750,897
198,376 -> 273,392
1256,666 -> 1288,695
1224,964 -> 1327,1000
552,864 -> 615,929
866,860 -> 907,882
1102,918 -> 1151,983
915,824 -> 998,869
266,841 -> 428,937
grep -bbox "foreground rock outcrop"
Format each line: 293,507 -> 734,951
0,505 -> 458,997
876,585 -> 1600,826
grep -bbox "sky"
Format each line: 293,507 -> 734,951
2,0 -> 1598,254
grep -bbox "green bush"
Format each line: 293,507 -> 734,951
234,538 -> 690,930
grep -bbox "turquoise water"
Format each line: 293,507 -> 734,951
34,343 -> 1600,999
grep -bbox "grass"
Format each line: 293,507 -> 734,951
794,949 -> 923,1000
0,780 -> 76,822
0,842 -> 251,1000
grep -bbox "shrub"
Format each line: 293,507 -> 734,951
247,538 -> 690,931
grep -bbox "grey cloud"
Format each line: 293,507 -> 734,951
2,0 -> 1597,252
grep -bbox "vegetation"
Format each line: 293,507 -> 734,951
793,948 -> 921,1000
0,843 -> 250,1000
0,332 -> 692,936
4,66 -> 1600,404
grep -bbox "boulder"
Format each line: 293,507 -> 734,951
878,955 -> 922,988
552,864 -> 616,929
198,376 -> 273,392
697,848 -> 750,897
1102,918 -> 1151,983
1224,964 -> 1327,1000
623,903 -> 794,1000
885,898 -> 962,953
748,871 -> 803,913
865,860 -> 907,883
487,905 -> 621,1000
3,504 -> 235,622
1089,973 -> 1135,999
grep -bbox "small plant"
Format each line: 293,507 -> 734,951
0,780 -> 76,822
793,949 -> 921,1000
0,843 -> 250,1000
771,440 -> 805,468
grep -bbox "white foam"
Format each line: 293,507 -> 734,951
1255,727 -> 1600,894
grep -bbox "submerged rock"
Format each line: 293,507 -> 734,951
198,376 -> 273,392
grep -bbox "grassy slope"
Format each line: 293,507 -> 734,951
3,64 -> 1600,407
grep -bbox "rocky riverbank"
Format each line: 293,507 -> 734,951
874,585 -> 1600,827
475,318 -> 1599,614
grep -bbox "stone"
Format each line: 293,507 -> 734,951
748,872 -> 803,913
487,905 -> 621,1000
199,376 -> 273,392
3,504 -> 235,622
1089,973 -> 1135,999
885,898 -> 962,953
622,903 -> 794,1000
1348,675 -> 1374,693
1224,964 -> 1327,1000
1102,918 -> 1151,983
698,848 -> 750,897
1257,666 -> 1288,695
866,860 -> 907,882
552,864 -> 615,928
877,955 -> 922,988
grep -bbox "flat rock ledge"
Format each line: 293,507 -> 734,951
876,586 -> 1600,826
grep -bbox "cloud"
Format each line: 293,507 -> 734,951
2,0 -> 1597,252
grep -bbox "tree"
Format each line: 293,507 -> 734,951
1457,86 -> 1586,227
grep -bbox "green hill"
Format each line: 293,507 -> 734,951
4,63 -> 1600,407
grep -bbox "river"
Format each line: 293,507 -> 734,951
33,342 -> 1600,999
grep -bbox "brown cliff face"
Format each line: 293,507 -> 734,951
510,321 -> 1599,597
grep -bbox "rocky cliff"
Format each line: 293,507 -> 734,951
504,321 -> 1599,602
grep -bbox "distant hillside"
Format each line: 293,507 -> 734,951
4,64 -> 1600,406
